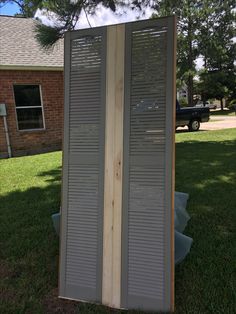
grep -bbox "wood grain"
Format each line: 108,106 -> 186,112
102,24 -> 125,308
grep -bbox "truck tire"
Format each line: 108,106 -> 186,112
188,119 -> 200,132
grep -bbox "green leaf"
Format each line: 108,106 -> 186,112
34,22 -> 63,49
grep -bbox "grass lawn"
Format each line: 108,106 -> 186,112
0,128 -> 236,313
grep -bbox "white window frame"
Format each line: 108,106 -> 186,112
13,84 -> 46,131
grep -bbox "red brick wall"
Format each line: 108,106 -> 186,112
0,70 -> 63,158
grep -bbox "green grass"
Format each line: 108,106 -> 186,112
0,128 -> 236,313
0,152 -> 62,314
175,128 -> 236,314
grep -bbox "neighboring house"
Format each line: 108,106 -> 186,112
177,83 -> 188,101
0,16 -> 64,158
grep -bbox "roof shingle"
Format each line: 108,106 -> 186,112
0,16 -> 64,69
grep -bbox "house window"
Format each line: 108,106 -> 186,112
13,85 -> 45,130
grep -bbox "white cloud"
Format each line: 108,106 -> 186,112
34,9 -> 58,27
35,4 -> 154,29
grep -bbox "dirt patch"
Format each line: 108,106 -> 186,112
42,288 -> 79,314
0,260 -> 13,279
0,260 -> 24,303
0,260 -> 19,303
0,288 -> 17,302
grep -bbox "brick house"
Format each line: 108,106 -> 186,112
0,16 -> 64,158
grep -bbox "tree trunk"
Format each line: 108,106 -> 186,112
220,98 -> 223,111
188,75 -> 193,107
187,12 -> 194,107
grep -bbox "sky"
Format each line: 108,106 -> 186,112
0,2 -> 20,16
0,1 -> 153,24
34,5 -> 154,29
0,2 -> 204,69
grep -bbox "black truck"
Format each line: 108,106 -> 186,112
176,100 -> 210,131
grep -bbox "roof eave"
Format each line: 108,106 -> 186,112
0,65 -> 64,71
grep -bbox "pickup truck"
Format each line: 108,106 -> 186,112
195,101 -> 217,110
176,100 -> 210,131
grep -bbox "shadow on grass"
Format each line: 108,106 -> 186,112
176,129 -> 206,133
175,138 -> 236,314
37,166 -> 62,183
0,138 -> 236,313
0,181 -> 62,314
210,109 -> 235,116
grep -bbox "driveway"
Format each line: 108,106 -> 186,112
177,115 -> 236,132
201,115 -> 236,131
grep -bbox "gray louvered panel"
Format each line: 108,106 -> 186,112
69,47 -> 101,153
65,165 -> 99,290
122,18 -> 175,312
70,89 -> 101,95
71,37 -> 102,71
127,165 -> 166,304
130,21 -> 167,155
60,29 -> 105,303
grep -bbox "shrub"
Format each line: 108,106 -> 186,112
227,99 -> 236,111
179,97 -> 188,107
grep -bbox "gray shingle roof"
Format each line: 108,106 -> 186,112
0,16 -> 64,69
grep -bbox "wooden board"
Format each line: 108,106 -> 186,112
102,24 -> 125,308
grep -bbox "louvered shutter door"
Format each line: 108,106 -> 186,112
59,17 -> 175,311
59,29 -> 106,302
122,18 -> 175,311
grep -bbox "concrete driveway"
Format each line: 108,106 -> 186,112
177,115 -> 236,132
201,115 -> 236,131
